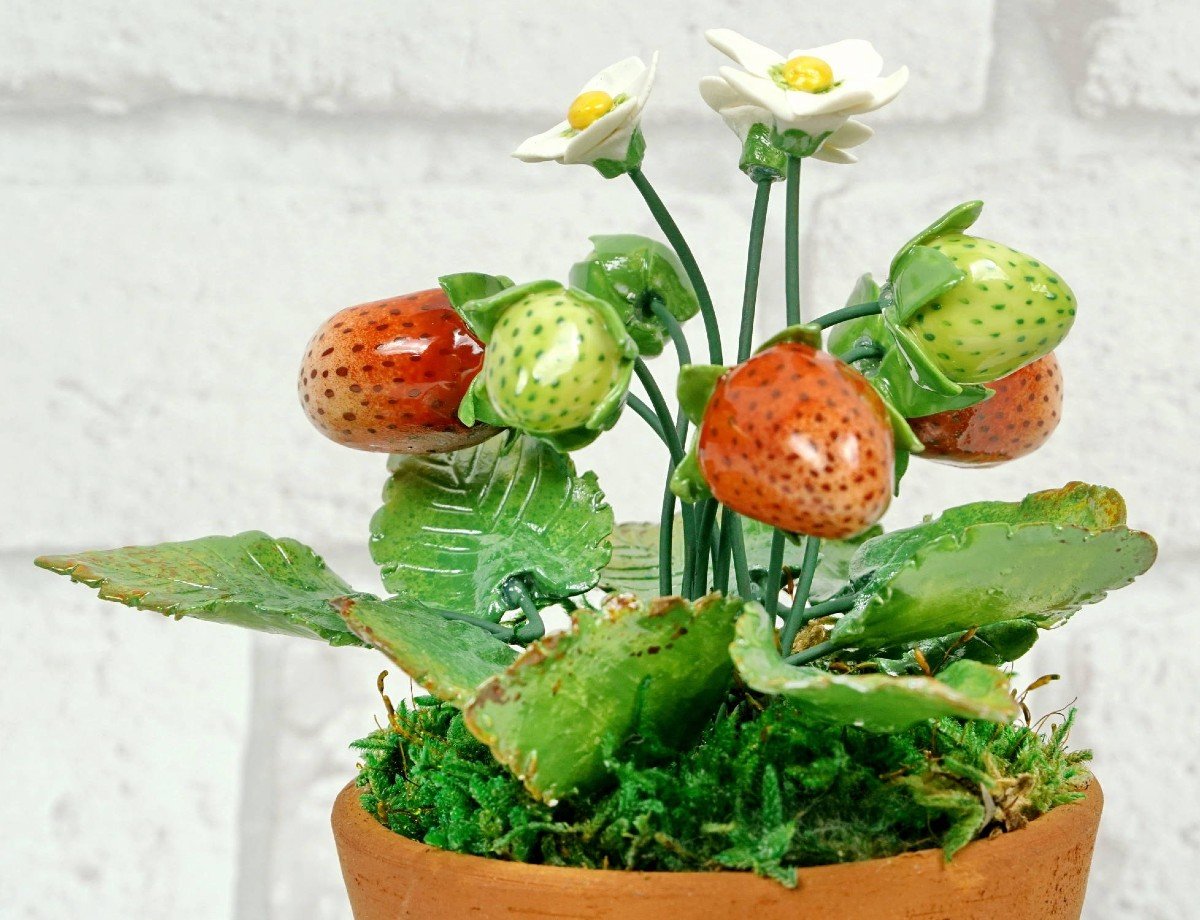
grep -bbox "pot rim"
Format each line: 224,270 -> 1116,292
332,773 -> 1102,883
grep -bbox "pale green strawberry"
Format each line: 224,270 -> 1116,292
484,288 -> 629,433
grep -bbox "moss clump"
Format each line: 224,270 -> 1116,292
352,692 -> 1090,886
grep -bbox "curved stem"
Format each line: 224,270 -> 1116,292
739,180 -> 773,362
780,537 -> 822,655
838,343 -> 886,365
784,157 -> 803,327
627,394 -> 667,443
506,580 -> 545,644
784,638 -> 839,667
437,609 -> 516,642
763,530 -> 786,616
812,300 -> 882,330
628,169 -> 723,364
649,299 -> 693,367
634,360 -> 684,463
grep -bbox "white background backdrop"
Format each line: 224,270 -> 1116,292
2,1 -> 1198,917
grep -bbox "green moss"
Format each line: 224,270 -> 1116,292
351,692 -> 1090,887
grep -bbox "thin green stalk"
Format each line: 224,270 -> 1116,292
627,394 -> 667,442
691,499 -> 720,597
656,469 -> 678,597
437,609 -> 516,642
726,512 -> 754,599
713,506 -> 735,594
838,343 -> 886,365
784,156 -> 803,327
812,300 -> 882,330
634,360 -> 684,463
762,530 -> 786,616
628,169 -> 723,364
780,537 -> 822,654
506,580 -> 545,644
649,299 -> 693,366
739,180 -> 773,362
784,638 -> 839,667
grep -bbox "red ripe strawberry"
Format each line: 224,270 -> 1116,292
908,353 -> 1062,466
299,289 -> 500,453
698,343 -> 894,539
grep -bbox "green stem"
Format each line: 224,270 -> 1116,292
739,180 -> 773,362
437,609 -> 516,642
763,530 -> 786,616
838,343 -> 886,365
726,512 -> 754,599
506,580 -> 545,644
656,469 -> 679,597
780,537 -> 822,655
713,506 -> 735,594
812,300 -> 882,330
649,299 -> 693,366
691,499 -> 720,598
629,169 -> 723,364
784,638 -> 839,667
784,157 -> 803,327
627,394 -> 667,442
634,360 -> 684,463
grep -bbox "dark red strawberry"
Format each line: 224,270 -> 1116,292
698,343 -> 894,539
299,289 -> 500,453
908,353 -> 1062,466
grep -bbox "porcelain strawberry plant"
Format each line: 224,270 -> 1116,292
37,28 -> 1156,890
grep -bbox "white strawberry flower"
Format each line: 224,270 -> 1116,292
513,53 -> 659,170
700,29 -> 907,162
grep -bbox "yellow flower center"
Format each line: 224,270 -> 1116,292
567,91 -> 615,130
780,55 -> 834,93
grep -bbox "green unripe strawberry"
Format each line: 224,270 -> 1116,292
887,201 -> 1077,385
453,280 -> 638,451
484,288 -> 629,433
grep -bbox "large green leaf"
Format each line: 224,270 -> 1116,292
868,620 -> 1041,676
732,607 -> 1017,732
851,482 -> 1131,584
464,594 -> 742,802
35,532 -> 362,646
832,522 -> 1156,650
371,435 -> 613,621
333,594 -> 517,705
598,518 -> 874,601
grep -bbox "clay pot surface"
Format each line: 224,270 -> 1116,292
332,778 -> 1102,920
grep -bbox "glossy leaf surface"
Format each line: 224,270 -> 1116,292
36,532 -> 362,645
334,594 -> 516,705
371,435 -> 613,621
464,594 -> 742,802
732,606 -> 1017,732
868,620 -> 1041,676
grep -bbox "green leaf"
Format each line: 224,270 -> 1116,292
35,532 -> 363,646
889,200 -> 984,278
869,620 -> 1041,676
677,364 -> 728,425
464,594 -> 743,801
889,246 -> 966,324
731,606 -> 1017,732
333,594 -> 517,705
370,435 -> 613,621
437,272 -> 513,310
851,482 -> 1132,584
756,323 -> 823,353
598,518 -> 875,601
568,234 -> 699,357
832,522 -> 1156,650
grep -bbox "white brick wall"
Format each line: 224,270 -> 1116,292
3,2 -> 1196,917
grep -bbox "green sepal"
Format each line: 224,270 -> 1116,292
452,279 -> 562,342
731,606 -> 1018,733
568,233 -> 700,357
756,323 -> 823,353
437,272 -> 513,311
591,128 -> 646,179
889,200 -> 984,278
770,126 -> 834,159
670,440 -> 712,504
464,593 -> 744,801
893,448 -> 911,494
370,434 -> 614,621
333,594 -> 517,706
677,364 -> 728,426
888,246 -> 966,325
867,620 -> 1041,677
739,123 -> 787,183
826,273 -> 883,357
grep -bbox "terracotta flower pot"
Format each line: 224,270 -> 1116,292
332,778 -> 1103,919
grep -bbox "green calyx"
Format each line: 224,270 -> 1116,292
569,234 -> 700,357
770,126 -> 834,160
884,201 -> 1078,384
668,363 -> 729,503
592,128 -> 647,179
454,280 -> 638,452
739,123 -> 788,183
438,271 -> 514,310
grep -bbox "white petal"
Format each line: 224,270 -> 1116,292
628,50 -> 659,115
706,28 -> 784,75
790,39 -> 884,81
572,122 -> 637,164
720,103 -> 772,141
581,56 -> 646,96
786,81 -> 877,117
512,121 -> 572,162
811,143 -> 858,165
719,66 -> 792,121
699,75 -> 742,114
563,101 -> 637,164
843,66 -> 909,114
824,118 -> 873,150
